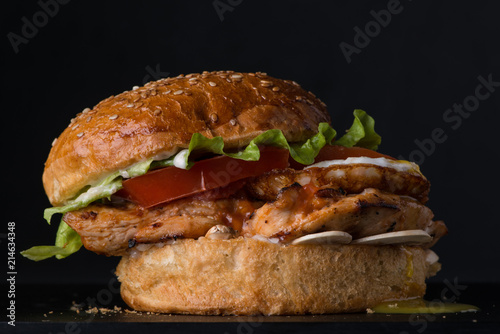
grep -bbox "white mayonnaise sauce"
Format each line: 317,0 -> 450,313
173,149 -> 190,170
305,157 -> 421,174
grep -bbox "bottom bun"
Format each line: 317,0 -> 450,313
116,237 -> 439,315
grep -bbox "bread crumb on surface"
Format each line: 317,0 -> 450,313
70,302 -> 128,315
85,307 -> 99,314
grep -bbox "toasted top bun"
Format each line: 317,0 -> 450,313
43,71 -> 330,206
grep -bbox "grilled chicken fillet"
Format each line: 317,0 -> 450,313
63,164 -> 446,256
63,197 -> 260,256
246,163 -> 430,203
242,185 -> 446,246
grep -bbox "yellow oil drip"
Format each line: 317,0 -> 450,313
371,298 -> 480,314
402,247 -> 418,293
405,252 -> 414,279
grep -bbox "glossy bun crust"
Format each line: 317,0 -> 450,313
116,238 -> 438,315
43,71 -> 330,206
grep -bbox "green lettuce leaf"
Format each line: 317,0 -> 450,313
20,219 -> 82,261
168,122 -> 337,168
54,219 -> 83,259
43,159 -> 153,224
334,109 -> 381,150
43,175 -> 123,224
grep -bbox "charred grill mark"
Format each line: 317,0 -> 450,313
357,198 -> 399,211
315,188 -> 345,199
80,211 -> 98,220
387,221 -> 397,232
278,182 -> 302,195
159,234 -> 181,241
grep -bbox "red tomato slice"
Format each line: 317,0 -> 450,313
289,145 -> 396,170
119,147 -> 289,208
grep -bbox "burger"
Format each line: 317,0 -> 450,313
23,71 -> 447,315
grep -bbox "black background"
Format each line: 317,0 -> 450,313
2,0 -> 499,287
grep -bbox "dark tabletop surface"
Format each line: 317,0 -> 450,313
2,282 -> 499,333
